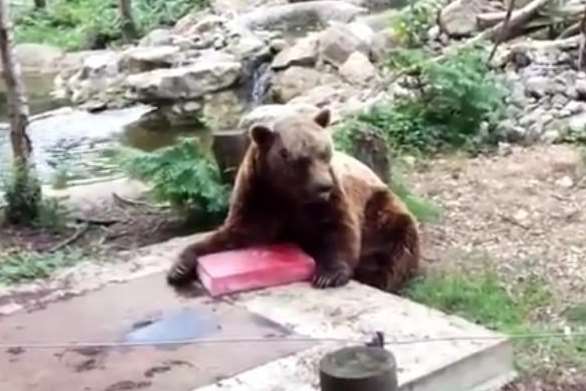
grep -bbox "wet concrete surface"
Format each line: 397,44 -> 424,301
0,273 -> 314,391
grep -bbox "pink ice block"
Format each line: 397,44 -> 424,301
197,244 -> 316,297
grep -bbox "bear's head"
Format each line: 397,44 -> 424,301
249,108 -> 336,203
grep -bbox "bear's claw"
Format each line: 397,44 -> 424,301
166,260 -> 197,286
312,267 -> 351,289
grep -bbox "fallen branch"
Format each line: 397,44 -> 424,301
112,192 -> 164,210
488,0 -> 517,62
475,0 -> 554,43
477,2 -> 582,28
508,34 -> 581,51
477,12 -> 508,29
49,224 -> 90,252
559,20 -> 581,38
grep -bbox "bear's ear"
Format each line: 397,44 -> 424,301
313,108 -> 331,129
250,124 -> 275,148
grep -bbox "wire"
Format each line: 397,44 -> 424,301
1,331 -> 585,351
0,336 -> 363,351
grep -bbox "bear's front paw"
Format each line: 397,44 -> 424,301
166,255 -> 198,286
312,266 -> 351,289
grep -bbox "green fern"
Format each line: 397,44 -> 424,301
118,138 -> 230,219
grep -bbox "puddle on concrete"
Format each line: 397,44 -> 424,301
125,308 -> 219,348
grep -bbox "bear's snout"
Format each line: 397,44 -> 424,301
310,181 -> 334,202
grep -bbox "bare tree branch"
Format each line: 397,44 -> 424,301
488,0 -> 516,63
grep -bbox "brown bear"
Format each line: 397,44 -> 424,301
167,108 -> 420,292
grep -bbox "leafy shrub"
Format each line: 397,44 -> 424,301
15,0 -> 119,50
388,168 -> 441,223
391,0 -> 439,48
334,120 -> 441,223
2,164 -> 42,225
337,46 -> 506,155
118,137 -> 230,222
34,198 -> 70,233
134,0 -> 205,30
14,0 -> 206,50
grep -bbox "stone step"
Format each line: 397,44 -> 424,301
196,281 -> 517,391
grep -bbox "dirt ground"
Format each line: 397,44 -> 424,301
0,201 -> 200,254
407,143 -> 586,390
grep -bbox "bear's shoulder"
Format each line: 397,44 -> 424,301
332,151 -> 385,188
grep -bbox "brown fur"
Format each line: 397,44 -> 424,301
167,108 -> 421,292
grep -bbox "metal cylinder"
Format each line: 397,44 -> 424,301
319,345 -> 398,391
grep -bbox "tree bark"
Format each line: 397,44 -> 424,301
0,0 -> 32,167
118,0 -> 138,42
33,0 -> 46,9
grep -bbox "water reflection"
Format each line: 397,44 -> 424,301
0,105 -> 209,187
0,73 -> 213,190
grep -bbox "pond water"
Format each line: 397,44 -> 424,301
0,73 -> 210,189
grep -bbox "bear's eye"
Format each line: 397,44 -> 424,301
295,157 -> 311,168
279,149 -> 289,159
319,150 -> 331,161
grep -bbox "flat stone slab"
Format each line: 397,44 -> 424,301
197,281 -> 517,391
0,227 -> 516,391
0,273 -> 314,391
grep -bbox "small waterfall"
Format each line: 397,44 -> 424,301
250,61 -> 273,106
237,51 -> 274,109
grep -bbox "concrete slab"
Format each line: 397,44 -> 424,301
0,227 -> 517,391
196,281 -> 517,391
0,273 -> 314,391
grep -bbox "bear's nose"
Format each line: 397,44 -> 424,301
315,183 -> 333,197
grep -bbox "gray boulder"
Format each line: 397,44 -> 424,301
238,1 -> 366,31
318,24 -> 370,67
271,66 -> 337,103
127,60 -> 241,101
339,51 -> 377,86
138,28 -> 174,47
120,46 -> 180,73
271,35 -> 319,70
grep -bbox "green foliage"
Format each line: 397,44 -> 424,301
391,0 -> 439,48
404,266 -> 586,373
34,198 -> 69,233
404,269 -> 527,330
51,164 -> 70,190
118,137 -> 230,221
333,122 -> 440,223
15,0 -> 119,50
338,47 -> 506,155
134,0 -> 205,30
14,0 -> 205,50
389,168 -> 441,223
2,163 -> 42,225
563,303 -> 586,325
0,249 -> 83,284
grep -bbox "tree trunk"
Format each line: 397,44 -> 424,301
0,0 -> 32,166
118,0 -> 138,42
0,0 -> 41,224
33,0 -> 46,9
